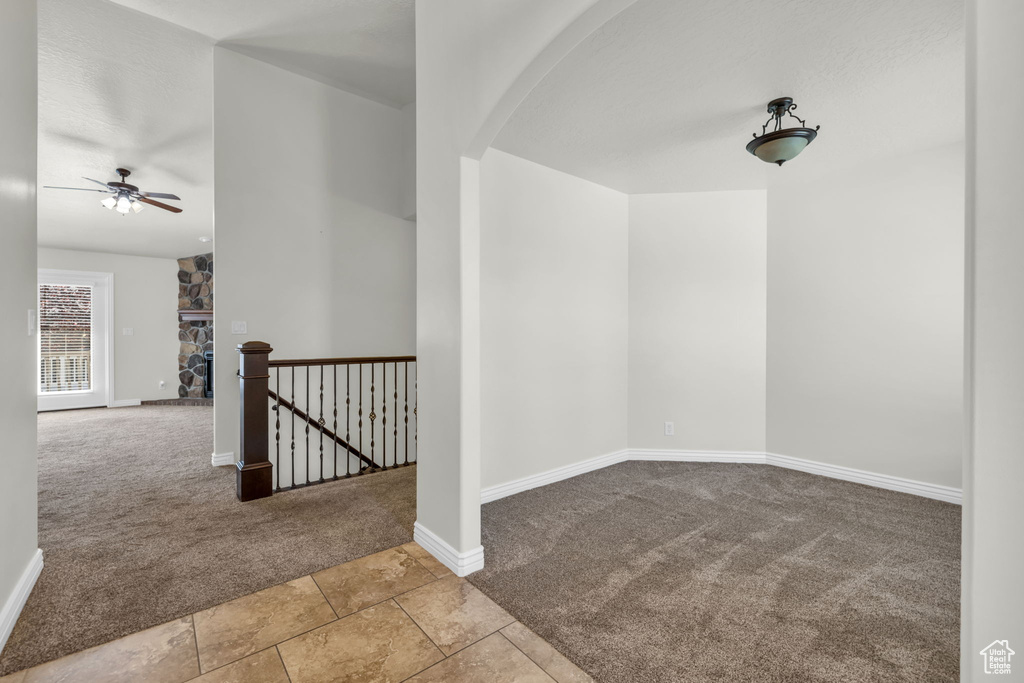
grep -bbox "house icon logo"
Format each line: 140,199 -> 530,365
980,640 -> 1015,675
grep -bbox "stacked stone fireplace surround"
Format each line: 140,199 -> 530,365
177,253 -> 213,398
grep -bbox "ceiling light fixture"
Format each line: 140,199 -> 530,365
100,196 -> 117,210
198,236 -> 212,243
115,194 -> 133,214
746,97 -> 819,166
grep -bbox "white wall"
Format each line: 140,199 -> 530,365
0,0 -> 38,653
213,48 -> 416,461
480,148 -> 628,490
964,0 -> 1024,675
37,249 -> 180,404
628,191 -> 767,452
766,144 -> 964,489
416,0 -> 635,559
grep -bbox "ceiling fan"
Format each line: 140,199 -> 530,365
43,168 -> 183,214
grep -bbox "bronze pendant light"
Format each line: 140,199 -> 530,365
746,97 -> 820,166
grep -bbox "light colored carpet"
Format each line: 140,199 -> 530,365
0,405 -> 415,675
468,461 -> 960,683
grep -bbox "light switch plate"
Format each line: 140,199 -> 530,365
27,309 -> 36,336
122,328 -> 134,336
231,320 -> 248,335
664,421 -> 674,436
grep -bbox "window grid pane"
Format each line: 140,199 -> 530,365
39,284 -> 92,392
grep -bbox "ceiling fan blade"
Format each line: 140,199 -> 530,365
43,185 -> 114,193
137,196 -> 183,213
141,191 -> 181,200
82,176 -> 115,190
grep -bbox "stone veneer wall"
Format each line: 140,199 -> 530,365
177,253 -> 213,398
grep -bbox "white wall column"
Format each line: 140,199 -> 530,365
963,1 -> 1024,678
413,0 -> 637,573
0,0 -> 41,654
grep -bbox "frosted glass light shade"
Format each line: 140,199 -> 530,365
745,127 -> 818,166
101,196 -> 117,210
753,136 -> 808,165
115,195 -> 132,214
130,200 -> 144,213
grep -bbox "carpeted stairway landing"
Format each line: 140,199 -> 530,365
469,460 -> 960,683
0,405 -> 416,675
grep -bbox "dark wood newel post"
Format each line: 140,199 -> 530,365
237,341 -> 274,501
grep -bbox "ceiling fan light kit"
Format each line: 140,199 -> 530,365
43,167 -> 183,215
746,97 -> 820,166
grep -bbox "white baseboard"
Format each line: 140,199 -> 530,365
480,448 -> 962,506
211,452 -> 236,467
0,549 -> 43,655
480,449 -> 629,504
630,448 -> 766,464
765,452 -> 962,504
413,522 -> 485,577
110,399 -> 141,408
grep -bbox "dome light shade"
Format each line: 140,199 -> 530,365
746,97 -> 819,166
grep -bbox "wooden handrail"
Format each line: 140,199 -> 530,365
268,389 -> 377,471
269,355 -> 415,368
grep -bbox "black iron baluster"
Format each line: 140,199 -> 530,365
382,362 -> 387,470
393,363 -> 399,468
414,371 -> 418,453
358,364 -> 364,475
290,368 -> 296,489
333,364 -> 338,480
346,365 -> 351,477
404,362 -> 409,466
370,363 -> 377,469
275,367 -> 280,491
305,366 -> 310,486
318,365 -> 325,483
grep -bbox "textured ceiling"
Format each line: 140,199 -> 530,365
494,0 -> 965,194
107,0 -> 415,108
38,0 -> 214,258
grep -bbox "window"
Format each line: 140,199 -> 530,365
39,284 -> 94,392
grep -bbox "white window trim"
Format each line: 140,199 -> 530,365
37,269 -> 115,409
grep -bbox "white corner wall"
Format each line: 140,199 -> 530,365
479,149 -> 629,490
0,0 -> 39,655
767,144 -> 965,489
37,249 -> 180,403
628,191 -> 767,452
964,0 -> 1024,674
213,48 -> 416,461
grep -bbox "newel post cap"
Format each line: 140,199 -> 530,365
237,341 -> 273,354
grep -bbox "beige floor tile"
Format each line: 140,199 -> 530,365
193,575 -> 336,672
394,577 -> 515,656
312,546 -> 436,617
500,622 -> 594,683
188,649 -> 289,683
277,600 -> 443,683
0,670 -> 28,683
400,543 -> 455,579
21,616 -> 198,683
406,632 -> 555,683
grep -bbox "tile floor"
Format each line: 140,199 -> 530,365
0,542 -> 592,683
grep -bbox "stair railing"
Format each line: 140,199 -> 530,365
236,341 -> 417,501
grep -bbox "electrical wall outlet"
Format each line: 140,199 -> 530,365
231,320 -> 247,335
664,421 -> 674,436
122,327 -> 134,336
